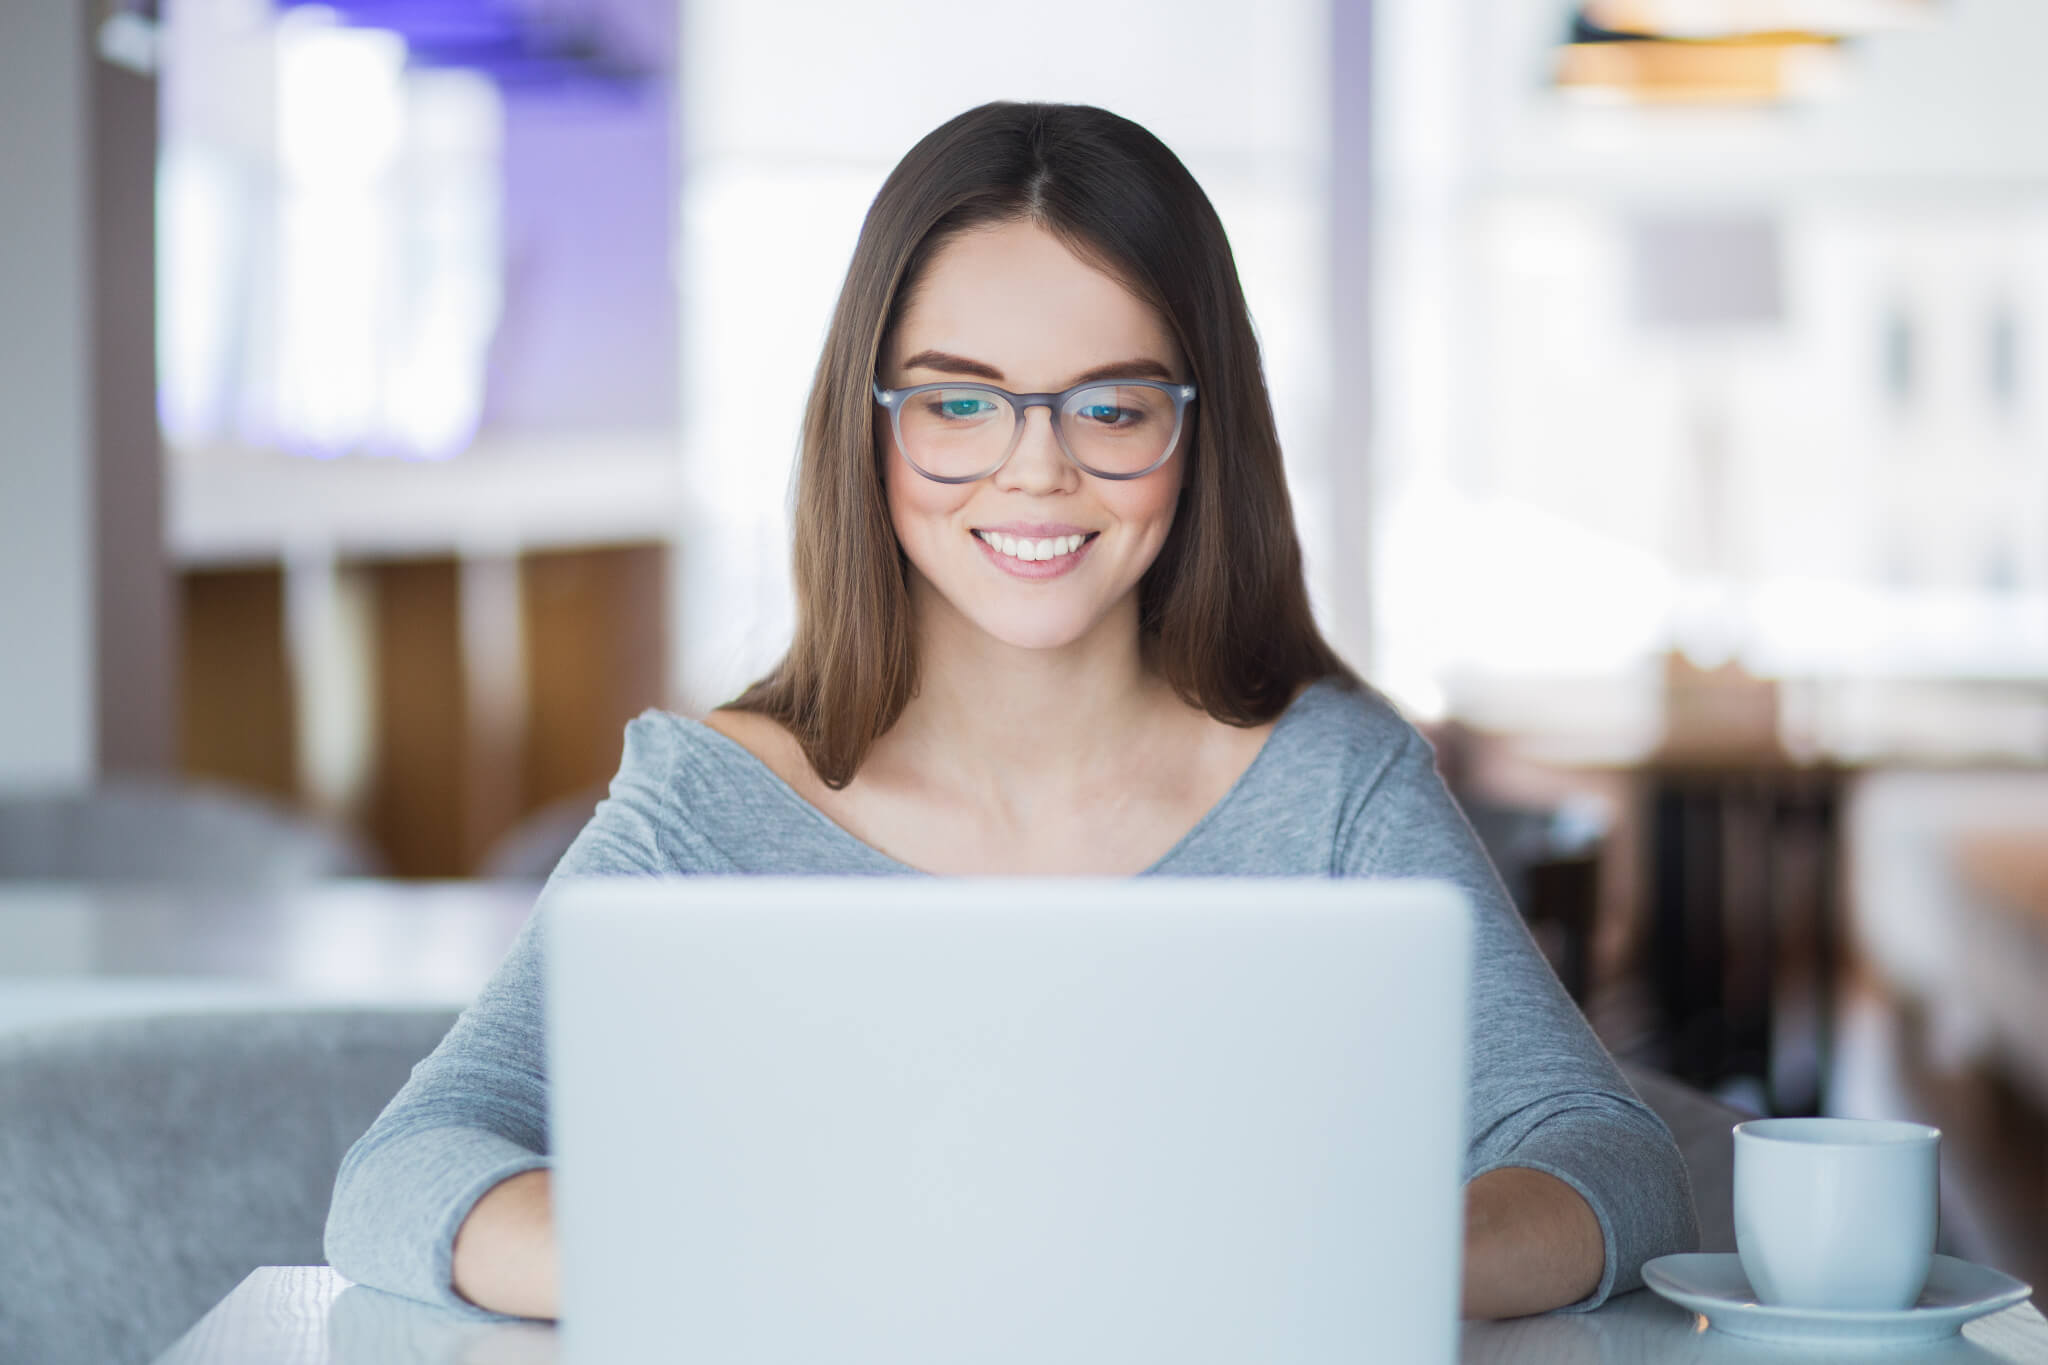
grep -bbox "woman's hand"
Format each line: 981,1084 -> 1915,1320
448,1162 -> 1600,1323
451,1168 -> 559,1319
1460,1166 -> 1605,1319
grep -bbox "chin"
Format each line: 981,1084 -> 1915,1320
959,595 -> 1106,653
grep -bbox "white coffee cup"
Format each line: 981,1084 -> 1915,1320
1732,1117 -> 1940,1311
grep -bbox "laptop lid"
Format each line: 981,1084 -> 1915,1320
546,877 -> 1471,1364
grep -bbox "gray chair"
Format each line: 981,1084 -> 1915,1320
0,778 -> 382,882
476,786 -> 604,882
0,1009 -> 456,1365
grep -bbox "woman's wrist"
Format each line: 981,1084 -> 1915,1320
451,1167 -> 559,1319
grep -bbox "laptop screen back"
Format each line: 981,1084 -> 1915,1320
547,876 -> 1470,1364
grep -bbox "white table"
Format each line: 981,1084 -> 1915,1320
0,879 -> 537,1032
156,1266 -> 2048,1364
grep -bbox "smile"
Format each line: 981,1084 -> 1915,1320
973,530 -> 1092,562
970,528 -> 1098,580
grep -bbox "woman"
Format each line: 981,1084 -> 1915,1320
324,101 -> 1697,1323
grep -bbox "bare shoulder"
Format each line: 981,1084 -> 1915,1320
1201,707 -> 1280,766
701,707 -> 833,804
1145,690 -> 1290,803
1184,676 -> 1384,786
699,706 -> 777,750
1201,678 -> 1315,751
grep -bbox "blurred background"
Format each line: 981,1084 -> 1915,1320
3,0 -> 2045,1314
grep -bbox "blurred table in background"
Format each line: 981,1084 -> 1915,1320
1959,835 -> 2048,922
0,880 -> 538,1034
1952,833 -> 2048,1115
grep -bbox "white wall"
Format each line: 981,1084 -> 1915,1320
1468,0 -> 2048,193
0,3 -> 93,789
1369,0 -> 2048,733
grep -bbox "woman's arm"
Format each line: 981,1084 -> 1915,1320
1461,1167 -> 1605,1319
325,714 -> 688,1315
1338,721 -> 1699,1312
452,1169 -> 560,1319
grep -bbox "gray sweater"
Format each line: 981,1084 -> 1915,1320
324,678 -> 1698,1317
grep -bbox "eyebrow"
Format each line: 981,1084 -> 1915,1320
899,349 -> 1179,387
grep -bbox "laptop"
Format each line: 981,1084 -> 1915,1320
545,876 -> 1471,1364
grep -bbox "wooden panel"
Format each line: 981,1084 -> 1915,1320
177,566 -> 296,801
181,544 -> 668,878
520,544 -> 668,814
1957,833 -> 2048,924
363,558 -> 467,878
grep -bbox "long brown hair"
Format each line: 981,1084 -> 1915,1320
726,101 -> 1357,787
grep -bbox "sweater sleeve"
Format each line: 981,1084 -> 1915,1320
323,714 -> 686,1316
1339,729 -> 1700,1311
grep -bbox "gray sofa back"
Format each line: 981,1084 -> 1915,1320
0,781 -> 382,882
0,1009 -> 456,1365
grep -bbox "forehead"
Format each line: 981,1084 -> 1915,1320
887,220 -> 1182,384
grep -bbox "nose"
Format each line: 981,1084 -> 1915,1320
996,401 -> 1077,493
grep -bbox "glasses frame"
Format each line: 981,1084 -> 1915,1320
872,377 -> 1197,484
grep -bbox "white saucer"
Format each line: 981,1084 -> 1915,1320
1642,1253 -> 2034,1347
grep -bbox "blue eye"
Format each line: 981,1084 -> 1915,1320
941,398 -> 992,418
1078,404 -> 1129,425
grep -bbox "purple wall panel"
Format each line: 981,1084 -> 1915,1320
481,0 -> 676,434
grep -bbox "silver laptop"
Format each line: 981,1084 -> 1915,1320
545,877 -> 1471,1364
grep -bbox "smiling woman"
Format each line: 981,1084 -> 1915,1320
324,102 -> 1699,1328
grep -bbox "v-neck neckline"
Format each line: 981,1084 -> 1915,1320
682,680 -> 1329,877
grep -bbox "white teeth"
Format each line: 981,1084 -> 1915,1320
977,531 -> 1090,561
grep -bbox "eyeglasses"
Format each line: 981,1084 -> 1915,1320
872,377 -> 1196,483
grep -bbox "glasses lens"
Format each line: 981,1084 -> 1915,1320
1060,384 -> 1182,476
895,387 -> 1017,479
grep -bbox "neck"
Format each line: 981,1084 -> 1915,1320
880,577 -> 1170,800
